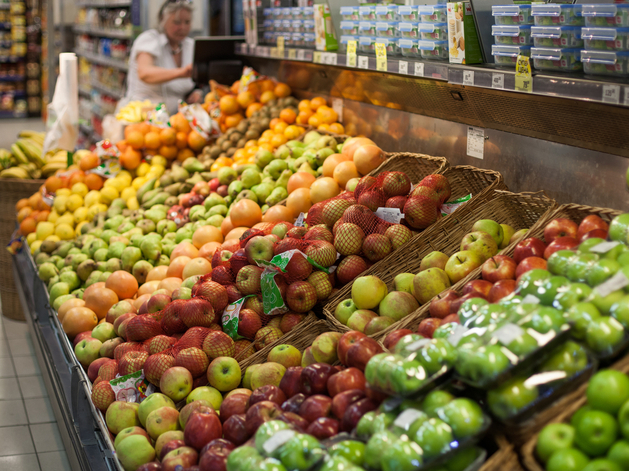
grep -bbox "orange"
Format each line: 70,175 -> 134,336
124,123 -> 140,139
263,205 -> 295,223
269,119 -> 281,130
225,227 -> 249,240
144,131 -> 161,149
286,188 -> 312,216
137,122 -> 151,135
310,177 -> 341,203
329,123 -> 345,134
219,95 -> 240,115
287,172 -> 316,194
260,91 -> 276,104
233,149 -> 246,161
308,114 -> 322,127
214,156 -> 233,168
120,148 -> 141,170
160,127 -> 176,145
15,198 -> 29,212
274,83 -> 291,98
280,108 -> 296,124
270,134 -> 287,148
175,132 -> 189,149
231,80 -> 240,94
317,106 -> 339,125
192,225 -> 224,249
333,161 -> 360,189
105,271 -> 138,299
225,113 -> 244,129
83,286 -> 119,320
126,130 -> 145,150
85,173 -> 104,190
79,153 -> 99,171
273,121 -> 288,134
258,142 -> 274,152
177,148 -> 195,162
171,113 -> 192,133
159,145 -> 178,160
298,100 -> 311,112
68,171 -> 86,186
237,91 -> 256,109
245,140 -> 257,149
310,97 -> 327,110
284,125 -> 304,140
116,140 -> 128,152
170,241 -> 199,261
44,176 -> 63,193
230,199 -> 262,228
322,153 -> 351,178
150,125 -> 162,134
220,216 -> 234,237
297,110 -> 313,125
62,307 -> 98,339
35,211 -> 50,223
318,124 -> 332,132
246,103 -> 263,118
260,79 -> 276,92
187,130 -> 207,152
26,192 -> 40,210
19,217 -> 36,235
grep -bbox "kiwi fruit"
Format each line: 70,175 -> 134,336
237,138 -> 247,148
236,121 -> 248,133
230,133 -> 240,144
245,129 -> 258,140
259,118 -> 270,129
210,146 -> 221,159
216,136 -> 226,146
226,147 -> 236,157
221,140 -> 232,152
219,152 -> 228,160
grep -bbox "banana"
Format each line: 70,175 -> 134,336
1,167 -> 29,179
41,162 -> 67,177
17,139 -> 45,168
10,143 -> 28,165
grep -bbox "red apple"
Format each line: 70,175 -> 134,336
184,411 -> 222,452
337,331 -> 367,366
417,318 -> 441,338
544,218 -> 578,244
383,329 -> 413,350
580,229 -> 608,242
327,367 -> 366,397
449,292 -> 487,314
488,279 -> 517,303
331,389 -> 366,420
462,279 -> 493,297
300,363 -> 336,395
441,314 -> 460,325
218,394 -> 250,424
162,447 -> 199,471
346,338 -> 383,372
365,384 -> 388,404
482,255 -> 516,283
137,463 -> 162,471
198,439 -> 234,471
577,215 -> 609,239
429,291 -> 460,320
160,440 -> 186,461
544,236 -> 579,259
514,238 -> 547,264
278,412 -> 309,432
200,439 -> 235,457
88,357 -> 112,383
281,393 -> 307,414
515,257 -> 547,279
249,385 -> 286,407
73,331 -> 92,347
244,401 -> 282,436
307,417 -> 340,440
341,398 -> 378,432
299,395 -> 332,422
222,414 -> 250,446
278,367 -> 303,399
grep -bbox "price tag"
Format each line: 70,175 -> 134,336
590,241 -> 621,253
375,43 -> 387,71
466,126 -> 485,159
255,46 -> 263,56
313,51 -> 322,63
277,36 -> 285,56
297,49 -> 305,60
414,62 -> 425,77
346,40 -> 357,67
398,60 -> 408,75
358,56 -> 369,69
405,338 -> 431,352
602,84 -> 620,105
331,98 -> 343,122
492,73 -> 504,89
394,409 -> 425,430
493,323 -> 525,346
288,48 -> 296,60
375,207 -> 405,223
323,52 -> 338,65
463,70 -> 474,86
515,55 -> 533,93
263,430 -> 296,454
522,294 -> 540,304
596,271 -> 629,297
270,47 -> 278,58
294,213 -> 305,227
448,324 -> 469,347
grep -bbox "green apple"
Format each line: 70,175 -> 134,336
419,251 -> 450,272
328,440 -> 365,466
500,225 -> 515,249
413,267 -> 451,304
609,214 -> 629,244
586,317 -> 626,354
516,269 -> 552,297
522,306 -> 566,334
457,298 -> 489,325
587,370 -> 629,416
581,459 -> 622,471
536,423 -> 576,463
575,410 -> 619,457
444,251 -> 482,284
445,447 -> 480,471
541,341 -> 588,377
255,420 -> 292,455
571,405 -> 592,429
608,440 -> 629,470
381,439 -> 423,471
74,338 -> 102,368
207,357 -> 241,392
356,411 -> 377,440
436,398 -> 484,438
413,417 -> 454,459
138,393 -> 176,427
546,448 -> 590,471
587,260 -> 621,287
555,283 -> 593,311
505,332 -> 539,357
334,299 -> 357,325
591,289 -> 627,316
611,294 -> 629,328
548,250 -> 577,277
364,431 -> 398,470
352,276 -> 388,310
472,219 -> 504,246
186,386 -> 223,410
318,456 -> 359,471
487,377 -> 538,420
227,446 -> 263,471
259,457 -> 288,471
422,390 -> 455,417
389,358 -> 427,395
278,433 -> 325,471
468,345 -> 510,383
567,254 -> 599,283
565,302 -> 601,339
417,340 -> 454,375
115,434 -> 156,471
91,322 -> 116,343
579,238 -> 607,254
536,276 -> 571,306
394,273 -> 415,295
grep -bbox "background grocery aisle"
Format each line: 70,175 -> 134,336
0,118 -> 45,149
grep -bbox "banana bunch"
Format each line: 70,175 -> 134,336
116,100 -> 156,123
41,151 -> 70,178
0,148 -> 16,169
0,131 -> 47,178
0,163 -> 39,179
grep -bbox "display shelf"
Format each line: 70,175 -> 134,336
73,24 -> 134,40
236,43 -> 629,108
75,49 -> 129,71
91,80 -> 124,100
78,0 -> 132,7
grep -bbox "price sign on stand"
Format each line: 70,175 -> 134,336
331,98 -> 343,122
346,40 -> 357,67
602,85 -> 620,105
492,73 -> 504,89
414,62 -> 425,77
375,43 -> 387,71
398,60 -> 408,75
358,56 -> 369,69
515,55 -> 533,93
462,70 -> 474,86
276,36 -> 285,57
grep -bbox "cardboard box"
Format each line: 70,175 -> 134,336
314,3 -> 338,51
447,2 -> 482,64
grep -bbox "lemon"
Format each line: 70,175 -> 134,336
75,221 -> 88,235
55,188 -> 71,197
84,190 -> 100,207
152,155 -> 167,167
66,194 -> 84,212
26,232 -> 36,244
100,186 -> 119,205
136,162 -> 151,177
71,182 -> 89,197
126,196 -> 139,210
74,207 -> 88,224
30,240 -> 42,254
120,187 -> 136,201
118,170 -> 132,182
132,177 -> 147,190
45,235 -> 61,242
147,165 -> 165,178
55,224 -> 75,240
36,221 -> 55,240
56,214 -> 75,228
47,210 -> 59,223
87,204 -> 106,220
53,195 -> 68,214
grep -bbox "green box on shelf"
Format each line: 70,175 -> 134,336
447,1 -> 482,64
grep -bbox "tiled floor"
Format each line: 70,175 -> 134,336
0,313 -> 71,471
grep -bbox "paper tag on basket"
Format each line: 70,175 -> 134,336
394,409 -> 425,430
448,324 -> 469,347
521,294 -> 540,305
590,241 -> 621,254
263,430 -> 296,454
375,207 -> 404,224
440,194 -> 472,216
492,323 -> 525,346
221,295 -> 254,339
596,271 -> 629,297
294,212 -> 305,227
405,338 -> 432,352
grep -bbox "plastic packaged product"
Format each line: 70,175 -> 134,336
398,5 -> 419,22
272,7 -> 282,19
420,22 -> 449,41
582,27 -> 629,51
583,4 -> 629,27
531,47 -> 582,72
291,20 -> 304,34
359,5 -> 376,21
340,6 -> 359,21
252,422 -> 326,471
359,21 -> 377,37
339,21 -> 359,36
377,37 -> 399,56
398,22 -> 419,39
376,22 -> 399,38
289,7 -> 300,20
376,5 -> 399,22
273,19 -> 283,32
290,33 -> 304,48
531,26 -> 583,48
418,5 -> 447,24
338,35 -> 358,54
303,33 -> 315,49
263,8 -> 272,19
302,6 -> 314,20
531,4 -> 584,27
303,19 -> 315,34
358,36 -> 376,54
491,25 -> 532,46
419,39 -> 448,60
281,19 -> 292,32
263,31 -> 274,45
583,50 -> 629,77
398,38 -> 420,58
492,5 -> 533,25
281,7 -> 291,19
263,19 -> 273,32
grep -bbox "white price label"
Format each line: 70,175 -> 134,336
263,430 -> 296,454
256,46 -> 263,56
394,409 -> 425,430
297,49 -> 305,60
448,324 -> 469,347
375,207 -> 405,224
398,60 -> 408,75
414,62 -> 425,77
323,52 -> 338,65
463,70 -> 475,86
294,213 -> 305,227
405,338 -> 431,352
602,85 -> 620,105
358,56 -> 369,69
596,271 -> 629,297
288,49 -> 297,59
466,126 -> 485,160
493,323 -> 525,346
522,294 -> 540,304
492,73 -> 504,89
624,87 -> 629,107
331,98 -> 343,123
590,241 -> 621,253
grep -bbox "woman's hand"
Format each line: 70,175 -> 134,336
186,89 -> 203,104
179,63 -> 193,78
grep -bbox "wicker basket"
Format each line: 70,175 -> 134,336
0,178 -> 44,320
322,190 -> 556,336
367,151 -> 449,178
520,353 -> 629,471
479,434 -> 522,471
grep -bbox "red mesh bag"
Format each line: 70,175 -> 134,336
91,381 -> 115,412
237,308 -> 262,339
160,300 -> 189,335
233,339 -> 255,361
177,298 -> 216,328
202,331 -> 235,360
144,353 -> 176,386
114,342 -> 145,362
174,326 -> 212,353
125,315 -> 164,342
118,351 -> 149,376
98,360 -> 118,381
174,347 -> 209,378
147,335 -> 178,355
192,276 -> 230,313
306,192 -> 357,227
